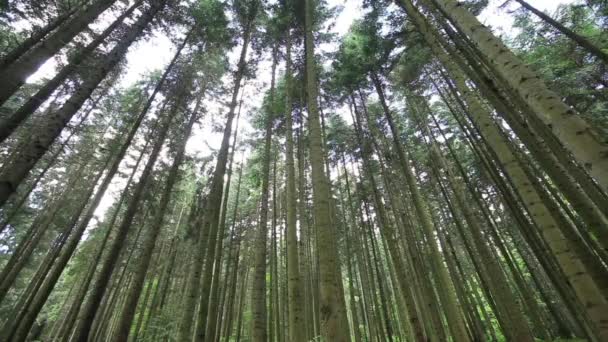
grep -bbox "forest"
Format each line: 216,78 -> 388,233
0,0 -> 607,341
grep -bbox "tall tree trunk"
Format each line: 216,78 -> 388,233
222,231 -> 243,340
251,44 -> 276,342
217,165 -> 243,341
3,150 -> 112,341
369,70 -> 470,341
0,152 -> 92,303
0,97 -> 103,236
304,0 -> 350,340
400,1 -> 608,338
0,32 -> 186,341
175,189 -> 210,341
433,25 -> 608,248
53,139 -> 147,341
205,91 -> 243,342
429,143 -> 535,340
410,93 -> 537,339
283,25 -> 305,342
350,98 -> 427,341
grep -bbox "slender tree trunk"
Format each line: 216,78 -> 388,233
251,44 -> 276,342
0,154 -> 91,302
0,32 -> 185,342
222,234 -> 243,340
175,190 -> 210,341
216,165 -> 243,341
350,99 -> 427,341
205,95 -> 243,342
3,153 -> 112,341
283,25 -> 305,342
369,70 -> 470,341
514,0 -> 608,63
192,6 -> 257,340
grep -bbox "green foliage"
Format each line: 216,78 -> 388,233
190,0 -> 234,49
510,4 -> 608,135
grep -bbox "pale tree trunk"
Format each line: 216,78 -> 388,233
304,0 -> 350,340
251,44 -> 276,342
434,26 -> 608,248
428,104 -> 550,339
421,0 -> 608,192
284,25 -> 305,342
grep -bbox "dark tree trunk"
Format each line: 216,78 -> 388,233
0,0 -> 119,104
0,0 -> 166,208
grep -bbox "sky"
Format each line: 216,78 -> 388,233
21,0 -> 576,221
